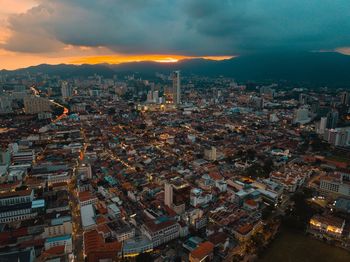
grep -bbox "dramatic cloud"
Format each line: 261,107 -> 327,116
1,0 -> 350,56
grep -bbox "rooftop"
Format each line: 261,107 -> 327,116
190,241 -> 214,260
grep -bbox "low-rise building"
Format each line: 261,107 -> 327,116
45,234 -> 73,254
190,188 -> 212,207
0,247 -> 35,262
309,214 -> 345,238
122,236 -> 153,257
44,216 -> 73,237
233,221 -> 263,242
319,172 -> 350,197
81,204 -> 96,230
142,219 -> 180,247
189,241 -> 214,262
78,191 -> 98,207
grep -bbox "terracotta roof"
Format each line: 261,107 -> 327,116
97,224 -> 111,235
236,224 -> 253,235
208,172 -> 222,180
0,189 -> 32,199
84,230 -> 121,256
208,232 -> 228,246
0,227 -> 28,240
95,203 -> 108,215
19,238 -> 45,248
52,181 -> 68,188
311,214 -> 344,228
144,220 -> 177,233
78,191 -> 96,202
45,245 -> 65,255
190,241 -> 214,260
0,181 -> 21,190
96,216 -> 109,225
245,199 -> 258,207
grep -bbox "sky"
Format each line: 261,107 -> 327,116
1,0 -> 350,70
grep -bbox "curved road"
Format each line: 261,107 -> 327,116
30,85 -> 69,122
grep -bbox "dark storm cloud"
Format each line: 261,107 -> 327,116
2,0 -> 350,55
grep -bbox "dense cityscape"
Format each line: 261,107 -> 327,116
0,69 -> 350,261
2,1 -> 350,262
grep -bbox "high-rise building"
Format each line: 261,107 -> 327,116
316,117 -> 327,135
299,93 -> 309,105
323,127 -> 350,147
311,100 -> 320,116
0,96 -> 12,114
153,90 -> 159,103
326,110 -> 339,129
61,81 -> 73,100
0,148 -> 11,165
251,96 -> 264,110
24,96 -> 51,114
47,87 -> 53,97
340,91 -> 349,105
260,85 -> 276,98
147,90 -> 161,104
293,107 -> 310,124
204,146 -> 217,161
164,183 -> 173,207
172,71 -> 181,105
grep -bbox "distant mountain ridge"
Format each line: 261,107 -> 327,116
2,52 -> 350,87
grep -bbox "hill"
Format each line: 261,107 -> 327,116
2,52 -> 350,86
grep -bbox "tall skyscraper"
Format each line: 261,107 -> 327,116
299,93 -> 309,105
172,71 -> 181,105
316,117 -> 327,135
164,183 -> 173,208
61,81 -> 73,100
311,100 -> 320,116
323,127 -> 350,147
293,107 -> 310,124
326,110 -> 339,129
340,91 -> 349,105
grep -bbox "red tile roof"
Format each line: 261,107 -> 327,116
83,230 -> 121,258
190,241 -> 214,260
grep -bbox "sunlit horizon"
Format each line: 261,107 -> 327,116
69,55 -> 234,65
0,54 -> 235,71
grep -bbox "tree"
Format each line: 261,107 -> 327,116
262,205 -> 273,220
136,252 -> 153,262
108,108 -> 116,115
283,189 -> 318,230
174,256 -> 182,262
232,255 -> 243,262
251,232 -> 265,248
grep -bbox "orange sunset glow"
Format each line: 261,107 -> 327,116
69,55 -> 234,65
1,0 -> 349,70
0,0 -> 234,70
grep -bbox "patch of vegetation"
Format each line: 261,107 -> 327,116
282,188 -> 319,231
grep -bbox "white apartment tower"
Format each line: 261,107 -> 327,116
61,81 -> 73,100
316,117 -> 327,135
172,71 -> 181,105
164,183 -> 173,207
